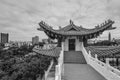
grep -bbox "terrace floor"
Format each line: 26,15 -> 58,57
64,64 -> 107,80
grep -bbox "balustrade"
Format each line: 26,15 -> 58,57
44,60 -> 54,80
81,44 -> 120,80
55,42 -> 64,80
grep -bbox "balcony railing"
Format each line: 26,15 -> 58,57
55,42 -> 64,80
81,42 -> 120,80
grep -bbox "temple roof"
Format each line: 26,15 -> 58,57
38,19 -> 115,38
86,46 -> 120,58
33,47 -> 61,57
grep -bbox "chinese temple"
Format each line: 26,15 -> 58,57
38,19 -> 115,51
33,19 -> 120,80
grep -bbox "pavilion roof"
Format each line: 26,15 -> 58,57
38,19 -> 115,37
32,47 -> 61,57
86,46 -> 120,58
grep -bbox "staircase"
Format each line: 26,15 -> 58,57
64,51 -> 86,64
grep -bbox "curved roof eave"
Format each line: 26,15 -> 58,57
38,20 -> 114,36
33,47 -> 61,57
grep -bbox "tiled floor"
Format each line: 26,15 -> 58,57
64,64 -> 107,80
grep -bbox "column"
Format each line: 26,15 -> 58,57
61,41 -> 64,76
95,54 -> 98,60
64,38 -> 68,51
76,38 -> 80,51
61,41 -> 64,51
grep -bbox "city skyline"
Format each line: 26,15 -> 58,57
0,0 -> 120,41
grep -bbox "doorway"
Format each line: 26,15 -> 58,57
69,39 -> 75,51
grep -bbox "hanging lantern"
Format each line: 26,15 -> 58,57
85,36 -> 87,39
90,34 -> 92,38
51,33 -> 53,37
81,36 -> 83,40
95,33 -> 97,38
55,34 -> 57,38
94,34 -> 96,38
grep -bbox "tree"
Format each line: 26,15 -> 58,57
0,53 -> 53,80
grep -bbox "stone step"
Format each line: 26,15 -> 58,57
64,51 -> 86,64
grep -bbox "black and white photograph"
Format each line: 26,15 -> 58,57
0,0 -> 120,80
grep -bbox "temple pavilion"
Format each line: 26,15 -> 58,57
32,19 -> 120,80
38,19 -> 115,51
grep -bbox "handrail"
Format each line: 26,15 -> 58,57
81,42 -> 90,64
82,45 -> 120,80
44,59 -> 54,80
55,49 -> 64,80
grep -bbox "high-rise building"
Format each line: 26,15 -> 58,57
0,33 -> 9,43
32,36 -> 39,45
108,32 -> 111,41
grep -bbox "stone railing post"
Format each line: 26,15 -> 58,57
88,50 -> 92,57
44,71 -> 47,80
55,65 -> 59,80
61,42 -> 64,51
95,54 -> 98,60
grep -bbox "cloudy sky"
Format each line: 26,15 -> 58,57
0,0 -> 120,41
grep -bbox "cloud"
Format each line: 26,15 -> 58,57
0,0 -> 120,41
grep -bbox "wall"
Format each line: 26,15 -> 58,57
64,36 -> 82,51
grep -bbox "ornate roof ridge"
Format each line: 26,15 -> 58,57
38,19 -> 115,39
39,19 -> 114,31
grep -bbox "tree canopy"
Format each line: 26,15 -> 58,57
0,45 -> 54,80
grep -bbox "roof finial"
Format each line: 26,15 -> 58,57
70,19 -> 73,24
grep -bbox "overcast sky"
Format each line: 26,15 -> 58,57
0,0 -> 120,41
